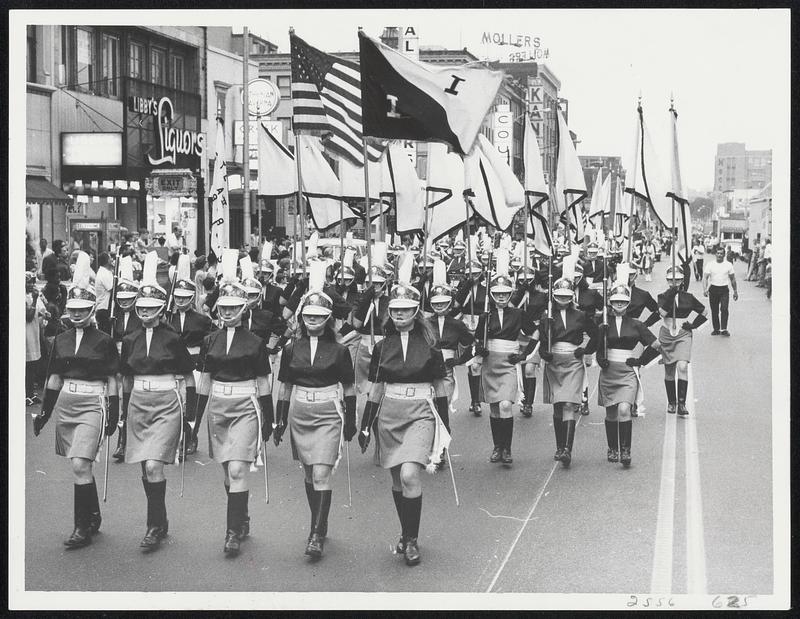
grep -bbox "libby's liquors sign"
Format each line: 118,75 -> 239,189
129,96 -> 205,166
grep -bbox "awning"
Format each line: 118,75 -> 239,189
26,176 -> 72,203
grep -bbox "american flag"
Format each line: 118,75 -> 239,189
290,32 -> 382,167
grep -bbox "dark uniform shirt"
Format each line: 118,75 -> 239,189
242,308 -> 286,342
353,291 -> 391,336
168,308 -> 216,348
260,282 -> 284,316
476,306 -> 536,342
626,285 -> 660,327
575,280 -> 604,320
368,325 -> 447,384
197,327 -> 270,382
50,326 -> 119,380
112,310 -> 142,343
601,315 -> 657,350
427,315 -> 474,351
538,306 -> 599,353
656,289 -> 705,319
278,334 -> 355,387
454,280 -> 487,315
447,256 -> 467,284
119,323 -> 194,376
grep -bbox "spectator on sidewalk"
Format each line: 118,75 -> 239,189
26,272 -> 46,405
94,252 -> 114,334
703,247 -> 739,336
757,239 -> 771,287
692,238 -> 705,281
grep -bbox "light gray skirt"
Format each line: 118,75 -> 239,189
543,353 -> 586,404
290,396 -> 342,467
659,326 -> 692,364
54,390 -> 105,460
206,390 -> 260,464
597,362 -> 640,407
375,396 -> 435,469
126,385 -> 183,465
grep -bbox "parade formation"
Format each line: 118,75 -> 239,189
18,19 -> 780,603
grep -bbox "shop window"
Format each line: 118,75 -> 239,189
101,34 -> 119,97
151,47 -> 166,86
129,41 -> 144,79
171,55 -> 184,91
215,85 -> 228,119
75,26 -> 95,92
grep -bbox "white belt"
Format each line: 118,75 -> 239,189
295,385 -> 339,402
187,346 -> 201,355
133,375 -> 181,392
212,379 -> 258,397
588,282 -> 604,290
606,348 -> 632,363
487,339 -> 519,353
64,379 -> 107,395
441,348 -> 456,360
360,334 -> 384,345
384,382 -> 433,400
551,342 -> 578,353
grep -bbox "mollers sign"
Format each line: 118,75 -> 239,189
129,96 -> 205,167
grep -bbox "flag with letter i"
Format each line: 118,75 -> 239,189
358,30 -> 503,155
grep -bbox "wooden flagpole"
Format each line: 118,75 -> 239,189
293,134 -> 308,275
362,138 -> 375,348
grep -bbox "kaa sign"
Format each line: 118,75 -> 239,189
135,96 -> 205,167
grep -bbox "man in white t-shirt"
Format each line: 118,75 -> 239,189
94,252 -> 115,333
703,247 -> 738,336
691,239 -> 706,282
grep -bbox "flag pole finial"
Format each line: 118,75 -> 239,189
289,26 -> 295,35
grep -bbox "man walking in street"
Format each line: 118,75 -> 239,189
703,247 -> 738,336
692,237 -> 706,282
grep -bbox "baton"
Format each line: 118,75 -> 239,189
445,448 -> 460,507
263,440 -> 270,504
102,436 -> 110,502
180,428 -> 186,498
345,441 -> 352,507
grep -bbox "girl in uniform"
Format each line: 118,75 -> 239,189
32,255 -> 120,548
596,283 -> 661,465
119,253 -> 195,551
474,249 -> 536,466
272,262 -> 357,559
538,273 -> 599,467
351,256 -> 390,396
358,255 -> 451,566
657,266 -> 708,416
193,250 -> 274,556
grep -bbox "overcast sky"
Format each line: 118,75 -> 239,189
241,8 -> 789,192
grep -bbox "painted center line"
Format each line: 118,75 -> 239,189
651,405 -> 677,593
684,365 -> 708,594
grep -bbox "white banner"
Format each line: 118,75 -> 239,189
209,117 -> 230,256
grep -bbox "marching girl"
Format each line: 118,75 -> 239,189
358,254 -> 451,567
452,253 -> 487,416
596,283 -> 661,466
572,260 -> 604,416
32,253 -> 120,548
538,257 -> 599,468
351,244 -> 391,396
271,261 -> 357,559
119,252 -> 195,551
657,266 -> 708,416
193,250 -> 275,556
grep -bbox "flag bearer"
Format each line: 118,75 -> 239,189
119,252 -> 195,551
271,261 -> 357,559
32,253 -> 120,549
511,264 -> 549,417
657,266 -> 708,416
595,283 -> 661,466
573,260 -> 604,415
357,253 -> 451,567
453,254 -> 487,416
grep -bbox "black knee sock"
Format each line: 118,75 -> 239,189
74,483 -> 93,528
227,490 -> 248,532
504,417 -> 514,449
604,420 -> 619,450
527,378 -> 537,404
403,495 -> 422,539
468,373 -> 480,402
313,490 -> 332,535
553,416 -> 565,448
489,416 -> 500,447
664,380 -> 676,404
392,489 -> 405,536
619,420 -> 632,450
677,379 -> 688,404
564,419 -> 576,451
141,477 -> 155,527
87,477 -> 100,516
305,481 -> 316,531
150,480 -> 167,529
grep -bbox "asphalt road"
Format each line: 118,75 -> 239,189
22,255 -> 774,599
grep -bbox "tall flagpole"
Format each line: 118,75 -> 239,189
293,134 -> 308,274
522,111 -> 530,311
362,138 -> 375,348
242,27 -> 251,247
463,191 -> 475,319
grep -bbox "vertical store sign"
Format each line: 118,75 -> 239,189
493,104 -> 512,167
528,80 -> 544,146
399,27 -> 419,167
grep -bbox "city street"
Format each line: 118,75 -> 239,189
22,256 -> 773,598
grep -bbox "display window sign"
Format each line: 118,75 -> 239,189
61,133 -> 123,166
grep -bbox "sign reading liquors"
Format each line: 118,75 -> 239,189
129,96 -> 205,166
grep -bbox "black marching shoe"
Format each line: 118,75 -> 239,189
140,523 -> 168,550
64,525 -> 93,549
395,536 -> 407,555
305,533 -> 324,559
580,401 -> 590,416
489,446 -> 502,463
112,436 -> 126,462
677,403 -> 689,416
554,448 -> 565,461
607,448 -> 619,463
620,447 -> 632,467
239,517 -> 250,540
500,447 -> 513,465
666,403 -> 676,414
522,403 -> 533,418
88,512 -> 102,535
223,529 -> 241,556
560,447 -> 572,467
185,433 -> 198,456
471,401 -> 482,416
404,537 -> 421,566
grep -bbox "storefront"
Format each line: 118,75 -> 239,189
25,175 -> 72,250
144,168 -> 199,254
